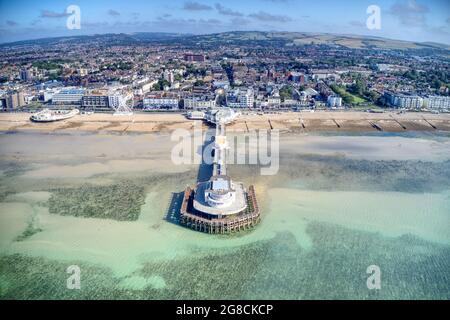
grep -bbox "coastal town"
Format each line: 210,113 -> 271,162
1,0 -> 450,305
1,32 -> 449,118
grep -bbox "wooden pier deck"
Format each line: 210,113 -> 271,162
180,185 -> 261,234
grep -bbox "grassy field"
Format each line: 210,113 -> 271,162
331,85 -> 367,105
350,104 -> 383,111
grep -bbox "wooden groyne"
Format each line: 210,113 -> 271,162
332,119 -> 341,128
390,115 -> 407,130
422,117 -> 437,130
368,120 -> 383,131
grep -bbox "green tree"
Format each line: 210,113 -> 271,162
279,85 -> 293,102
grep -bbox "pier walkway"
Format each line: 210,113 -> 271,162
179,108 -> 261,234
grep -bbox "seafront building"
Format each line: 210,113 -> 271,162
30,108 -> 80,122
5,91 -> 25,109
108,92 -> 133,110
327,95 -> 343,108
227,89 -> 254,108
181,108 -> 260,234
80,88 -> 133,112
143,97 -> 180,110
82,94 -> 109,109
184,96 -> 217,110
384,91 -> 424,109
267,94 -> 281,108
52,88 -> 85,105
423,95 -> 450,110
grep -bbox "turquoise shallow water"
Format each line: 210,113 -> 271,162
0,131 -> 449,299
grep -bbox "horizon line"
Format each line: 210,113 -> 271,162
1,30 -> 449,48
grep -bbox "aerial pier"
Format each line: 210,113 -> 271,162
181,109 -> 261,234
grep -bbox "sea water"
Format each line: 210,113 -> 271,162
0,131 -> 449,299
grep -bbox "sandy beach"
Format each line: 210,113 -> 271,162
1,111 -> 450,133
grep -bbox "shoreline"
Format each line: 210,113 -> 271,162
1,111 -> 450,133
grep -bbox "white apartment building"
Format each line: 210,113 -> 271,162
424,96 -> 450,110
108,93 -> 133,109
384,92 -> 423,109
327,95 -> 343,108
267,96 -> 281,107
227,89 -> 254,108
397,96 -> 423,109
43,89 -> 58,102
184,97 -> 216,110
144,97 -> 179,110
164,70 -> 174,84
394,96 -> 423,109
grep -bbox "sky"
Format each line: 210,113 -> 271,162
0,0 -> 449,44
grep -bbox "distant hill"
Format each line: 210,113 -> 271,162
1,31 -> 449,52
185,31 -> 450,51
0,32 -> 183,47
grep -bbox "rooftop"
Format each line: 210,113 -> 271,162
211,177 -> 230,191
193,180 -> 247,216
